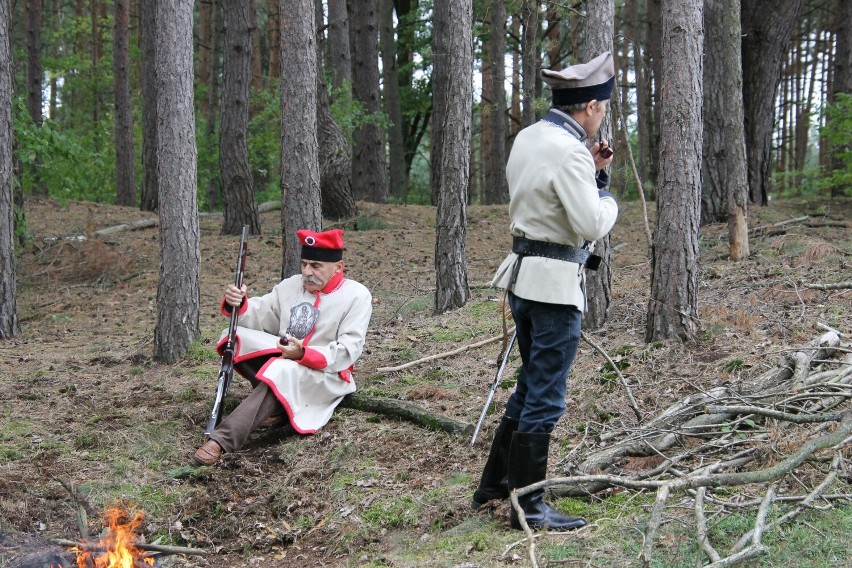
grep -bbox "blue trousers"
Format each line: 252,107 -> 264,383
504,291 -> 582,433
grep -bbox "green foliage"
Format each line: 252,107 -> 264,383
820,93 -> 852,195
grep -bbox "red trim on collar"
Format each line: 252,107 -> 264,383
320,271 -> 345,294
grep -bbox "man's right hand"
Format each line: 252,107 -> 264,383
224,284 -> 247,308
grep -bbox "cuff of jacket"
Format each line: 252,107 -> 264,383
297,347 -> 327,370
596,170 -> 610,190
220,296 -> 248,317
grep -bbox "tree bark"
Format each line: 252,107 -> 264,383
0,0 -> 18,339
646,0 -> 703,343
26,0 -> 46,195
139,0 -> 158,212
203,0 -> 222,212
380,0 -> 408,202
327,0 -> 351,92
266,0 -> 280,81
221,0 -> 260,235
154,0 -> 200,363
113,0 -> 136,207
583,0 -> 615,331
519,0 -> 537,129
828,0 -> 851,196
741,0 -> 806,205
279,0 -> 321,278
432,0 -> 472,314
340,392 -> 473,436
702,0 -> 750,261
316,0 -> 356,221
481,0 -> 508,205
348,0 -> 389,203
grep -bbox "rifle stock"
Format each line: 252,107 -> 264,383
204,225 -> 249,435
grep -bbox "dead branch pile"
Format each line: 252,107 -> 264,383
516,331 -> 851,568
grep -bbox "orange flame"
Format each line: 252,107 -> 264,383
72,506 -> 155,568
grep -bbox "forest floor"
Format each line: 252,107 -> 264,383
0,195 -> 850,568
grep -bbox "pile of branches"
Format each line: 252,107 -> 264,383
514,330 -> 851,567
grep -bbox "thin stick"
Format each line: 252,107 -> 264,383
376,328 -> 515,373
52,538 -> 210,556
582,331 -> 642,421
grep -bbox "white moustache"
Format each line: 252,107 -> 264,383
303,276 -> 323,286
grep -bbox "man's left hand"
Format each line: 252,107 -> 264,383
278,334 -> 306,360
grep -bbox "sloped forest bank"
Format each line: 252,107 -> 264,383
1,196 -> 850,567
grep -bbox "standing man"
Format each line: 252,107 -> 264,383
472,52 -> 619,530
194,229 -> 372,466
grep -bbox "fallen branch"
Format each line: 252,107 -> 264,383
803,281 -> 852,291
748,215 -> 809,235
94,218 -> 158,237
376,328 -> 514,373
340,392 -> 473,436
52,538 -> 209,556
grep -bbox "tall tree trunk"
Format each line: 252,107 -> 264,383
154,0 -> 200,363
91,0 -> 103,150
520,0 -> 537,129
139,0 -> 158,211
316,0 -> 356,220
203,0 -> 222,212
113,0 -> 136,207
432,0 -> 472,314
327,0 -> 351,91
646,0 -> 703,343
828,0 -> 851,196
741,0 -> 806,205
380,0 -> 407,201
349,0 -> 389,203
279,0 -> 321,278
583,0 -> 615,331
198,0 -> 212,117
26,0 -> 46,195
702,0 -> 749,260
509,14 -> 520,138
221,0 -> 260,235
631,0 -> 651,185
481,0 -> 508,205
395,0 -> 428,182
647,0 -> 662,189
0,0 -> 18,339
267,0 -> 279,81
250,0 -> 263,93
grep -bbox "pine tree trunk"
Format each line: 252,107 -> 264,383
380,0 -> 408,201
433,0 -> 472,314
481,0 -> 508,205
828,0 -> 851,196
741,0 -> 806,205
113,0 -> 136,207
316,0 -> 356,220
583,0 -> 615,331
0,0 -> 18,339
267,0 -> 280,81
279,0 -> 321,278
646,0 -> 703,343
26,0 -> 46,195
154,0 -> 200,363
139,0 -> 158,211
327,0 -> 351,91
702,0 -> 749,259
203,0 -> 222,212
349,0 -> 389,203
520,0 -> 537,129
221,0 -> 260,235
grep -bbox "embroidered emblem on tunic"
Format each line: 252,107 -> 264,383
287,302 -> 319,339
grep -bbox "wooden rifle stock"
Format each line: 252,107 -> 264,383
205,226 -> 249,436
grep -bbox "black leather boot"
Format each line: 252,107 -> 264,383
471,416 -> 519,509
508,431 -> 587,530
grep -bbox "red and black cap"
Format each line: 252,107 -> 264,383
297,229 -> 344,262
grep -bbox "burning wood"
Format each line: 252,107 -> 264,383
66,506 -> 154,568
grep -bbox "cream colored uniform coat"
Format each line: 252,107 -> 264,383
217,272 -> 372,434
492,111 -> 619,308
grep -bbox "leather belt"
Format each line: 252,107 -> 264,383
512,236 -> 601,270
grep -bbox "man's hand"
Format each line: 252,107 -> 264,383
224,284 -> 247,308
278,334 -> 306,360
591,141 -> 614,171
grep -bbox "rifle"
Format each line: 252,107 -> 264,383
205,225 -> 249,436
470,330 -> 517,446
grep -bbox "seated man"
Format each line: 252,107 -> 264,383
194,228 -> 373,466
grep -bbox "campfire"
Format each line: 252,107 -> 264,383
66,506 -> 154,568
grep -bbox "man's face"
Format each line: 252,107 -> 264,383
586,99 -> 609,138
301,259 -> 343,292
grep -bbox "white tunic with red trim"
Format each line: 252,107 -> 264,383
217,272 -> 372,434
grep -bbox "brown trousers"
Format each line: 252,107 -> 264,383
208,358 -> 284,453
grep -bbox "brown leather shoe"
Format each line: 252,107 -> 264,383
193,439 -> 222,466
